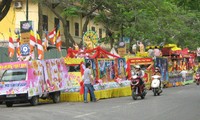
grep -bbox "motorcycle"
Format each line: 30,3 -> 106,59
151,75 -> 162,96
195,72 -> 200,85
130,75 -> 146,100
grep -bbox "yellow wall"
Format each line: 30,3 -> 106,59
15,1 -> 38,33
0,3 -> 16,40
1,1 -> 106,45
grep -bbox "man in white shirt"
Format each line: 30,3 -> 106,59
83,63 -> 97,103
180,69 -> 188,84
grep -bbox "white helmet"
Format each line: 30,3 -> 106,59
135,65 -> 141,69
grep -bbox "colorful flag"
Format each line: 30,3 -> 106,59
30,28 -> 36,54
8,30 -> 15,58
37,33 -> 44,60
16,33 -> 21,57
43,31 -> 48,51
48,28 -> 56,45
56,29 -> 62,52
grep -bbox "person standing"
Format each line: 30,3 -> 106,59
180,68 -> 188,85
154,46 -> 161,57
83,63 -> 97,103
148,47 -> 154,57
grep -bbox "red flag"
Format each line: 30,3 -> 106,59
37,33 -> 44,60
56,29 -> 62,52
30,29 -> 36,54
8,31 -> 15,58
16,33 -> 21,57
48,28 -> 56,45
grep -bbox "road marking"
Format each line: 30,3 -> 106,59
112,106 -> 120,109
127,101 -> 139,105
177,90 -> 184,94
74,112 -> 96,118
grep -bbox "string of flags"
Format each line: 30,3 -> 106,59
8,27 -> 62,60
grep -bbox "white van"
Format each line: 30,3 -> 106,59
0,58 -> 69,107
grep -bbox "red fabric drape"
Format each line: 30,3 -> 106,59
126,59 -> 131,79
79,81 -> 84,95
67,46 -> 120,59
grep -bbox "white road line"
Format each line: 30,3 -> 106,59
127,101 -> 139,105
112,106 -> 120,109
74,112 -> 96,118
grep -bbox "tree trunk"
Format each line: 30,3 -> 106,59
129,37 -> 133,53
62,19 -> 76,49
38,1 -> 43,38
43,0 -> 75,49
82,16 -> 90,34
106,27 -> 114,48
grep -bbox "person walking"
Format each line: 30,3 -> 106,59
83,63 -> 97,103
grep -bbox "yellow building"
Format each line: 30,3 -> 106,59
0,0 -> 106,46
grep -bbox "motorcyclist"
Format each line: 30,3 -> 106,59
153,67 -> 161,75
134,65 -> 145,90
153,67 -> 162,88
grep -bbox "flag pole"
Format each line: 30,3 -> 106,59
60,50 -> 63,58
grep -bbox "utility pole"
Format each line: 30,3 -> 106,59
26,0 -> 28,21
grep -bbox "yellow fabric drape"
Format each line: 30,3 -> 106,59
40,86 -> 132,102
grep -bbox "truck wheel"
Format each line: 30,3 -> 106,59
52,92 -> 60,103
6,102 -> 13,107
30,96 -> 39,106
0,101 -> 3,104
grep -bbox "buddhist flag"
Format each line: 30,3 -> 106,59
16,33 -> 21,57
43,31 -> 48,51
37,33 -> 44,60
48,28 -> 56,45
8,30 -> 15,58
30,28 -> 36,54
56,29 -> 62,52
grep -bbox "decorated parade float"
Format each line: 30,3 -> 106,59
161,44 -> 195,86
59,46 -> 132,102
126,57 -> 154,89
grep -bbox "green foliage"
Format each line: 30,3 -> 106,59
40,0 -> 200,50
90,0 -> 200,50
61,6 -> 80,17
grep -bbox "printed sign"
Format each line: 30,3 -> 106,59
118,58 -> 126,79
64,58 -> 84,65
0,62 -> 27,70
43,59 -> 69,92
20,21 -> 32,33
68,72 -> 82,87
21,32 -> 30,44
20,44 -> 30,56
118,48 -> 126,57
97,59 -> 116,82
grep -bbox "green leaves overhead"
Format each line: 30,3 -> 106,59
89,0 -> 200,50
62,6 -> 79,17
42,0 -> 200,50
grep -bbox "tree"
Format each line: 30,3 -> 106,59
94,0 -> 200,50
38,0 -> 200,50
42,0 -> 76,49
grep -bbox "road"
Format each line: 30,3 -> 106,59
0,84 -> 200,120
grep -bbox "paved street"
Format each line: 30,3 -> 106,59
1,84 -> 200,120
